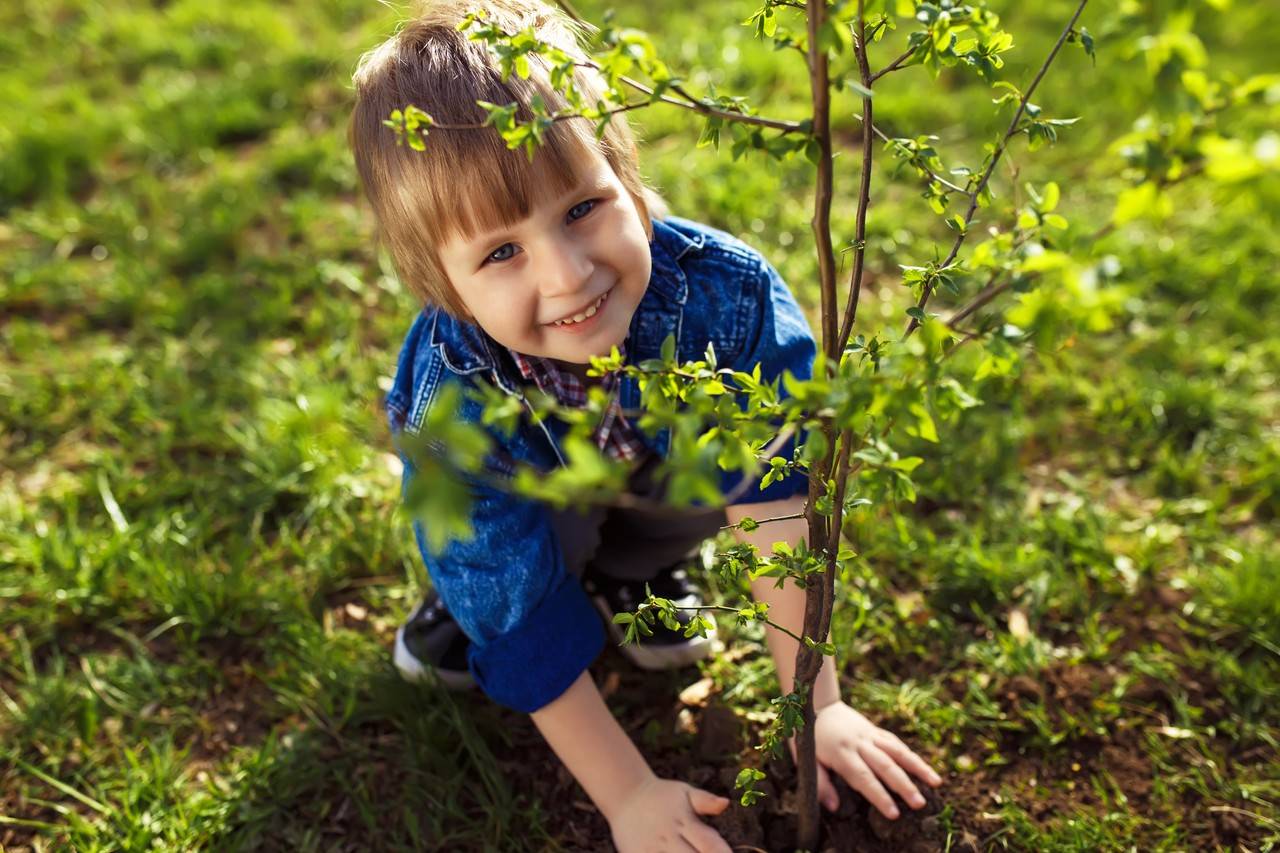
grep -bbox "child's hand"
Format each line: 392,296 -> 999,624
607,776 -> 733,853
788,701 -> 943,819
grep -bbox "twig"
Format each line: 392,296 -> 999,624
806,7 -> 838,357
947,277 -> 1013,327
935,327 -> 983,365
905,0 -> 1089,337
853,115 -> 970,194
868,44 -> 918,84
425,99 -> 656,132
719,511 -> 806,530
835,13 -> 877,353
819,429 -> 854,643
608,69 -> 804,133
653,604 -> 808,645
542,1 -> 805,134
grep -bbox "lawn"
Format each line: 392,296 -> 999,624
2,0 -> 1277,850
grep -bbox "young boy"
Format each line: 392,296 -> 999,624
348,0 -> 942,848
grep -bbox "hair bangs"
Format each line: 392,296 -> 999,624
424,116 -> 602,247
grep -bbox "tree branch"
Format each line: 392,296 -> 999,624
720,511 -> 806,530
426,99 -> 655,132
543,0 -> 806,134
652,604 -> 809,646
904,0 -> 1089,337
946,276 -> 1013,327
853,115 -> 970,194
868,43 -> 917,84
608,69 -> 805,133
836,13 -> 877,353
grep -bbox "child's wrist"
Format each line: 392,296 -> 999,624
599,766 -> 659,823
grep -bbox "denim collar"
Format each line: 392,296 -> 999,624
427,217 -> 704,392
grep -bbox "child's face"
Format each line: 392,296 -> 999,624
436,147 -> 652,365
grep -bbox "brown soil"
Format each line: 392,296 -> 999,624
4,583 -> 1271,851
499,588 -> 1272,853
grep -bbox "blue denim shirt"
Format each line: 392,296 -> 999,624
385,216 -> 817,713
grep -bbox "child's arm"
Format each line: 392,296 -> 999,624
725,495 -> 943,819
529,670 -> 654,816
531,670 -> 733,852
726,496 -> 840,712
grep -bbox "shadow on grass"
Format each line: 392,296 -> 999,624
207,660 -> 570,852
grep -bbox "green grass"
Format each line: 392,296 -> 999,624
3,0 -> 1278,849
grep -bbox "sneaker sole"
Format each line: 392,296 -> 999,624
592,594 -> 717,671
393,625 -> 477,691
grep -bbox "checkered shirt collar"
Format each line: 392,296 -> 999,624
508,343 -> 646,462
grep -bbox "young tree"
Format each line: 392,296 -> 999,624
381,0 -> 1264,846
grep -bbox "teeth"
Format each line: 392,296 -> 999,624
553,291 -> 607,326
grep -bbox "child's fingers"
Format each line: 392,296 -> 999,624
680,819 -> 732,853
816,763 -> 840,811
860,744 -> 926,810
686,786 -> 730,816
830,750 -> 900,819
876,734 -> 944,787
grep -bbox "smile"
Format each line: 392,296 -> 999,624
549,288 -> 611,327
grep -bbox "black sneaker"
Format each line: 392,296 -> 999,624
393,591 -> 477,691
584,561 -> 718,671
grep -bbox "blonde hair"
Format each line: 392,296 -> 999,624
348,0 -> 662,317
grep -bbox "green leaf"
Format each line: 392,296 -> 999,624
1040,181 -> 1060,212
910,402 -> 938,443
888,456 -> 923,473
660,332 -> 677,363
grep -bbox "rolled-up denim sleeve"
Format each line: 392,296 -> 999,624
406,466 -> 604,713
721,256 -> 817,505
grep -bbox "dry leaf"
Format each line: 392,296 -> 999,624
679,676 -> 715,707
1007,608 -> 1031,640
1157,726 -> 1195,739
893,591 -> 923,620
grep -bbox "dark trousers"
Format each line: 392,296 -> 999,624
549,452 -> 727,582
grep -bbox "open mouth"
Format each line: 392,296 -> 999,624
548,287 -> 611,327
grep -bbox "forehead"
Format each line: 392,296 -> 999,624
439,132 -> 611,247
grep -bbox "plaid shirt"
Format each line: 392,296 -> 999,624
509,343 -> 648,463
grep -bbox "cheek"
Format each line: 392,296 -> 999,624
629,237 -> 652,286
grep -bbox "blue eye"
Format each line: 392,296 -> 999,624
486,243 -> 517,264
568,199 -> 596,221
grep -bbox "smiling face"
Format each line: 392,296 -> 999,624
436,146 -> 653,366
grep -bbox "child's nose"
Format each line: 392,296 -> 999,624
536,242 -> 594,298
